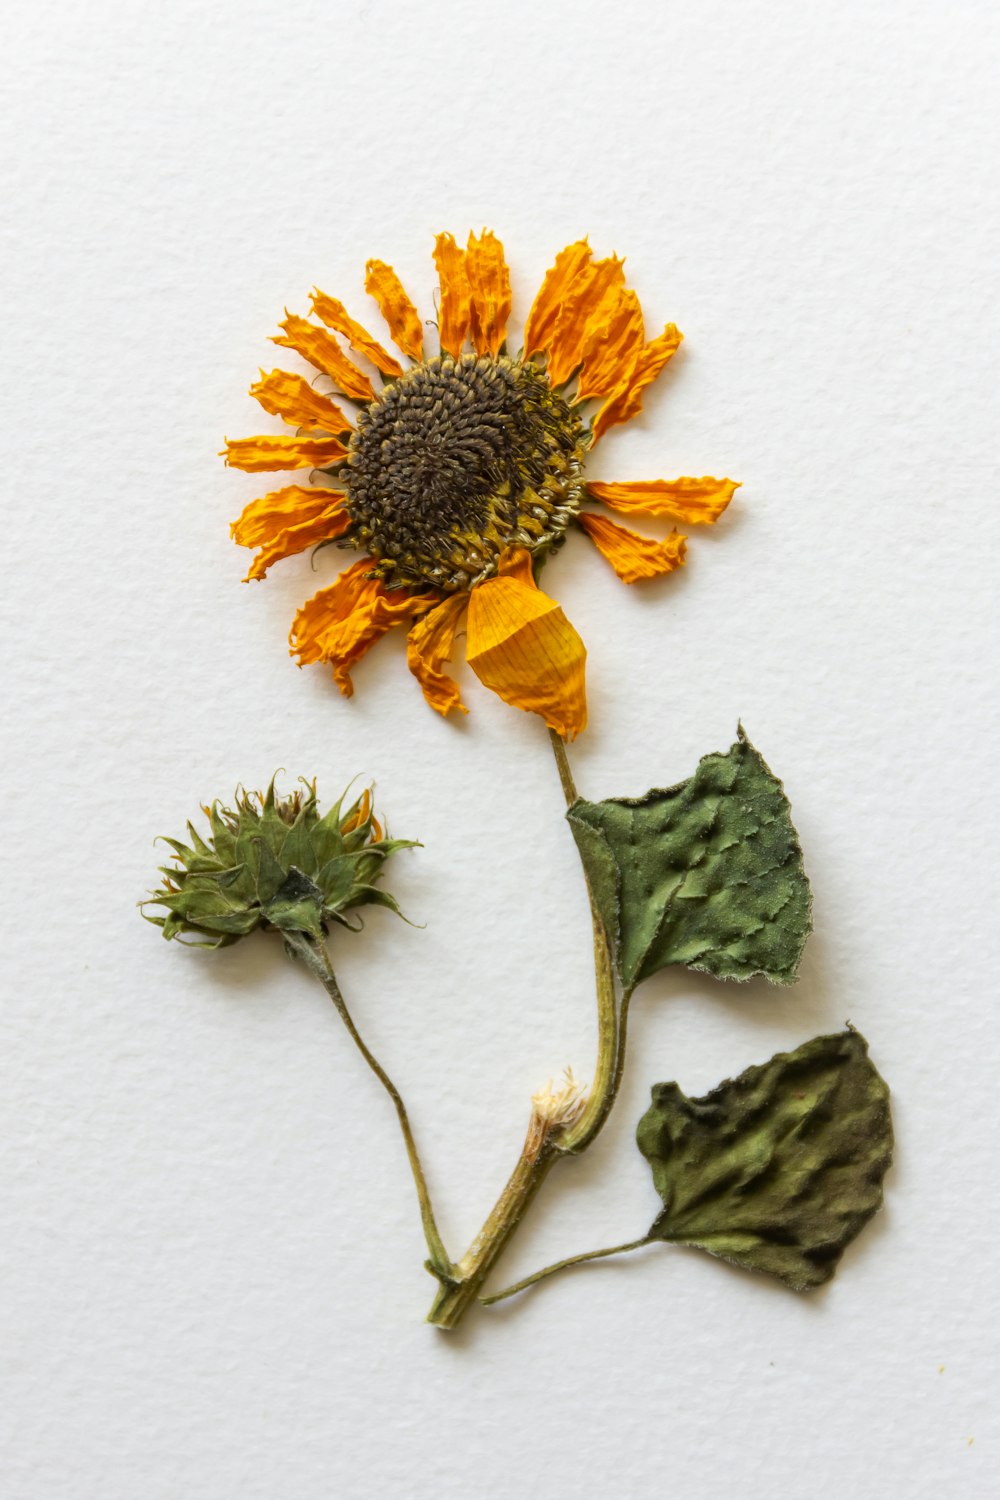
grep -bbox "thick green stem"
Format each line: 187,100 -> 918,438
425,1116 -> 560,1329
547,729 -> 623,1154
426,730 -> 633,1329
284,929 -> 452,1279
481,1235 -> 654,1306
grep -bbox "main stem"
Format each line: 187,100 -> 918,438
284,929 -> 452,1279
425,729 -> 628,1329
424,1112 -> 560,1330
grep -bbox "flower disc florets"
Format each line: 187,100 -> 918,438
343,353 -> 587,592
145,778 -> 415,947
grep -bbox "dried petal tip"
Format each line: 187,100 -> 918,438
531,1068 -> 589,1133
141,776 -> 417,948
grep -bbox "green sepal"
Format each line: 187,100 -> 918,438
253,837 -> 289,905
262,866 -> 325,937
566,729 -> 812,989
637,1029 -> 893,1290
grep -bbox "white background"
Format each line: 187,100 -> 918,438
2,2 -> 999,1495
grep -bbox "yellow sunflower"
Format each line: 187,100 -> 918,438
225,232 -> 738,738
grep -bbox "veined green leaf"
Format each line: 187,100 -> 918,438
566,729 -> 812,989
637,1029 -> 893,1290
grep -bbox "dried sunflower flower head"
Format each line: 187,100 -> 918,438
144,779 -> 415,947
225,230 -> 741,738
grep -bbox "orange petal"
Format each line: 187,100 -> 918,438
222,434 -> 348,472
524,241 -> 592,358
406,592 -> 469,716
466,230 -> 511,357
249,369 -> 353,434
591,323 -> 683,441
578,511 -> 687,584
271,314 -> 375,402
230,485 -> 350,581
574,289 -> 645,402
364,260 -> 424,361
545,255 -> 627,388
587,477 -> 739,525
309,289 -> 404,377
289,558 -> 437,695
465,548 -> 587,739
433,232 -> 471,357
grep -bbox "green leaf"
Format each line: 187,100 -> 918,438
566,729 -> 812,989
637,1029 -> 893,1290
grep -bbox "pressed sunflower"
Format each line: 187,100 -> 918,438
225,232 -> 739,738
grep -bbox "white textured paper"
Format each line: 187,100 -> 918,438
2,2 -> 999,1495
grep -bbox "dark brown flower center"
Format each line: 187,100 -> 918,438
342,353 -> 586,591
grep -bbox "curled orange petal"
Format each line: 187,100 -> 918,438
578,511 -> 687,584
340,787 -> 373,835
591,323 -> 683,441
433,232 -> 471,358
231,486 -> 351,582
587,477 -> 739,525
524,241 -> 592,358
364,260 -> 424,361
309,290 -> 404,377
249,370 -> 353,434
290,559 -> 437,695
406,592 -> 469,716
544,256 -> 627,389
271,314 -> 375,402
222,434 -> 348,472
465,548 -> 587,739
574,289 -> 645,402
466,230 -> 511,357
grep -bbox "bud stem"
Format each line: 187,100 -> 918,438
283,929 -> 453,1281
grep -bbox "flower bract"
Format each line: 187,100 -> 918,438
144,779 -> 414,947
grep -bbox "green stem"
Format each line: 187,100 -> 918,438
547,729 -> 623,1154
426,729 -> 632,1329
425,1115 -> 560,1330
481,1235 -> 654,1306
284,929 -> 452,1279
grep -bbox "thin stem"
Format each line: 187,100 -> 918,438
481,1235 -> 654,1306
284,929 -> 452,1278
548,726 -> 579,805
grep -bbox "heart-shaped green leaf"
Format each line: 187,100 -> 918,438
566,729 -> 812,989
636,1029 -> 893,1290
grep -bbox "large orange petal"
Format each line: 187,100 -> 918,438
309,290 -> 404,377
433,232 -> 471,357
466,230 -> 511,357
545,255 -> 627,388
578,511 -> 687,584
249,369 -> 353,434
222,434 -> 348,471
271,315 -> 374,402
591,323 -> 683,441
574,289 -> 645,402
406,592 -> 469,716
290,558 -> 437,695
364,260 -> 424,361
524,240 -> 592,358
231,486 -> 351,581
587,477 -> 739,525
465,549 -> 587,739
